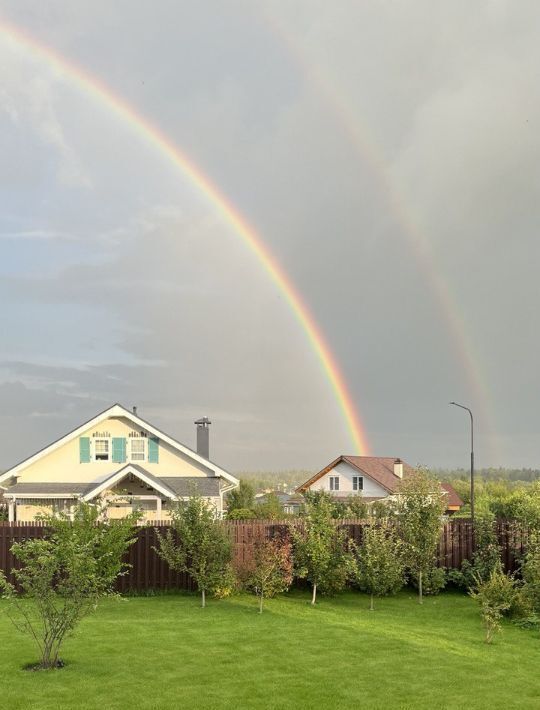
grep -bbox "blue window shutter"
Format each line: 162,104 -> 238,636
148,437 -> 159,463
79,437 -> 91,463
112,437 -> 127,463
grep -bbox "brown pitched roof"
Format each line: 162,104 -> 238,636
440,482 -> 464,508
297,456 -> 464,511
296,456 -> 415,494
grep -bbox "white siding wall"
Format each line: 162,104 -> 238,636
309,461 -> 388,497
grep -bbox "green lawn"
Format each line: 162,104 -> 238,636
0,590 -> 538,710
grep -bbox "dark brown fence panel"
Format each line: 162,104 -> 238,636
0,519 -> 532,592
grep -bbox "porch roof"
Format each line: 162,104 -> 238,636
4,482 -> 89,497
3,468 -> 222,499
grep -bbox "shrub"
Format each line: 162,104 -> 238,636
448,518 -> 501,590
242,535 -> 293,613
351,523 -> 405,610
409,565 -> 446,596
470,568 -> 518,644
520,532 -> 540,612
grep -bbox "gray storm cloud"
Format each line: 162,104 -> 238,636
0,0 -> 539,470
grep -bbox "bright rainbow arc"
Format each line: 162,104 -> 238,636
0,19 -> 370,456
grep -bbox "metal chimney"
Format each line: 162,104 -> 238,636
194,417 -> 211,459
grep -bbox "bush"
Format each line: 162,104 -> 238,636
241,535 -> 293,612
450,518 -> 501,590
409,565 -> 446,596
470,568 -> 519,643
520,532 -> 540,612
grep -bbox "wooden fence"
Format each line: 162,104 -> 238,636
0,519 -> 530,592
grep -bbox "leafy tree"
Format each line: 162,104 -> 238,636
0,502 -> 139,669
155,495 -> 233,607
521,532 -> 540,612
470,568 -> 518,643
292,493 -> 352,604
351,523 -> 405,610
341,496 -> 368,519
256,492 -> 284,520
227,507 -> 257,520
243,535 -> 293,613
394,468 -> 446,603
369,500 -> 392,521
226,480 -> 255,515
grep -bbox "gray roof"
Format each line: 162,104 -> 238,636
5,482 -> 90,496
4,471 -> 221,499
162,477 -> 221,497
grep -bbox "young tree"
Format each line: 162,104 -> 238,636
470,568 -> 517,643
155,494 -> 233,607
394,468 -> 446,604
243,535 -> 293,613
0,502 -> 139,669
351,523 -> 405,610
226,480 -> 255,516
292,493 -> 352,605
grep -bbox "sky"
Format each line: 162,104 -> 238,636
0,1 -> 539,472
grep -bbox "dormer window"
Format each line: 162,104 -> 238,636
94,439 -> 110,461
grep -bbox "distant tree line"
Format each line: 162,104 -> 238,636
434,467 -> 540,484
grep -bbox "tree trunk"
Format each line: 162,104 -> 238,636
311,583 -> 317,605
370,594 -> 374,611
201,588 -> 206,608
418,571 -> 423,605
259,592 -> 264,614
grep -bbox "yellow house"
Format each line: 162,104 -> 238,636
0,404 -> 238,522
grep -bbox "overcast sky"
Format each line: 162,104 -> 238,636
0,1 -> 539,472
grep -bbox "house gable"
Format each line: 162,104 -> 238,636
306,459 -> 389,497
0,404 -> 238,488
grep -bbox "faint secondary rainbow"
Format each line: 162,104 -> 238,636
0,18 -> 370,455
259,8 -> 498,457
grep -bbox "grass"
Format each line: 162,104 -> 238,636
0,590 -> 539,710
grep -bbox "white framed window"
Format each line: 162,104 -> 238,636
353,476 -> 363,492
94,439 -> 110,461
329,475 -> 340,491
130,438 -> 146,462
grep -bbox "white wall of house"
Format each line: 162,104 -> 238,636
309,460 -> 389,497
16,417 -> 215,483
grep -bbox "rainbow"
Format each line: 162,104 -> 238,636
260,9 -> 497,457
0,18 -> 370,456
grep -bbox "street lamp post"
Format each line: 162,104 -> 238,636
449,402 -> 474,525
